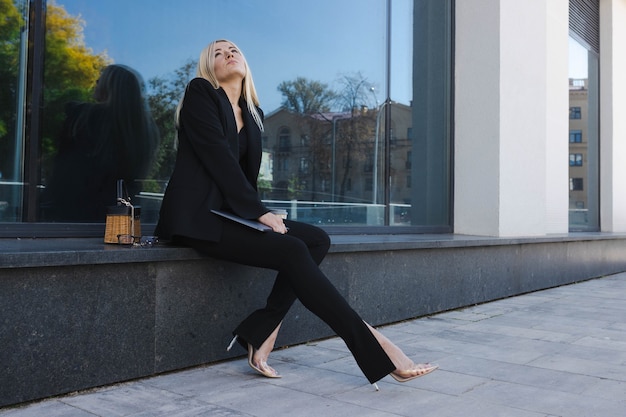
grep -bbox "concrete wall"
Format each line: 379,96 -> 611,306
2,235 -> 626,407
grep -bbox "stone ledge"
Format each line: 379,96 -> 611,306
2,233 -> 626,406
2,232 -> 625,269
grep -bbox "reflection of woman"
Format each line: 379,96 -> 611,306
42,64 -> 160,222
156,39 -> 437,388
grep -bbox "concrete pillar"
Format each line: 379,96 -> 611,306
546,0 -> 570,233
600,0 -> 626,232
455,0 -> 569,236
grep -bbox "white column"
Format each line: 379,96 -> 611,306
600,0 -> 626,232
545,0 -> 570,234
454,0 -> 501,236
455,0 -> 567,237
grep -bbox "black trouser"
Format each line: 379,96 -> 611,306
175,219 -> 395,383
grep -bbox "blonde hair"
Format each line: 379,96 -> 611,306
177,39 -> 264,132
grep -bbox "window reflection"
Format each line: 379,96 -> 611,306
4,0 -> 453,231
568,36 -> 599,231
41,0 -> 393,226
0,0 -> 28,222
40,64 -> 160,222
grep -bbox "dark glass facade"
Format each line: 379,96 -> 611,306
0,0 -> 453,236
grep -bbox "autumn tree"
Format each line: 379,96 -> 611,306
0,0 -> 25,179
41,1 -> 110,179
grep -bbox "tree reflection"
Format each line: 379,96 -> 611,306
0,0 -> 26,183
41,2 -> 110,184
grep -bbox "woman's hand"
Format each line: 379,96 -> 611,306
258,212 -> 288,234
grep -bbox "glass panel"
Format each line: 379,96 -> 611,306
7,0 -> 452,231
258,1 -> 387,226
568,36 -> 599,231
386,0 -> 415,226
404,0 -> 453,228
36,0 -> 388,226
39,1 -> 160,223
0,0 -> 29,221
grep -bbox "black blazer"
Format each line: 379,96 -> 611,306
155,78 -> 268,242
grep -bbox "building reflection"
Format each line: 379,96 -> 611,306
261,102 -> 413,225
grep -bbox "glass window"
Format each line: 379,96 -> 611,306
570,178 -> 584,191
569,153 -> 583,167
568,36 -> 599,231
4,0 -> 453,235
569,130 -> 582,143
408,0 -> 453,229
0,0 -> 29,222
569,106 -> 582,119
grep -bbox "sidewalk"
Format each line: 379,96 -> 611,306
2,273 -> 626,417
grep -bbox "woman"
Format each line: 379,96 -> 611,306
155,39 -> 437,388
43,64 -> 160,222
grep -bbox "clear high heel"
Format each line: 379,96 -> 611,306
226,335 -> 239,352
372,363 -> 438,391
247,344 -> 281,378
390,363 -> 438,382
226,335 -> 281,378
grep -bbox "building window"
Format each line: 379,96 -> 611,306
299,158 -> 309,174
570,178 -> 584,191
569,130 -> 582,143
569,106 -> 582,119
320,179 -> 328,193
276,158 -> 288,172
278,127 -> 291,152
569,154 -> 583,166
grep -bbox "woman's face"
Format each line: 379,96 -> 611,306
213,41 -> 246,84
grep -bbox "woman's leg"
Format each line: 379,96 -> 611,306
176,220 -> 395,383
231,220 -> 330,349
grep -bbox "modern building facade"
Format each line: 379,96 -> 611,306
2,0 -> 626,407
455,0 -> 626,237
1,0 -> 624,237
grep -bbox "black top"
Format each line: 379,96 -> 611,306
238,125 -> 248,168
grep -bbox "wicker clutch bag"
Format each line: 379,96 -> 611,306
104,180 -> 141,244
